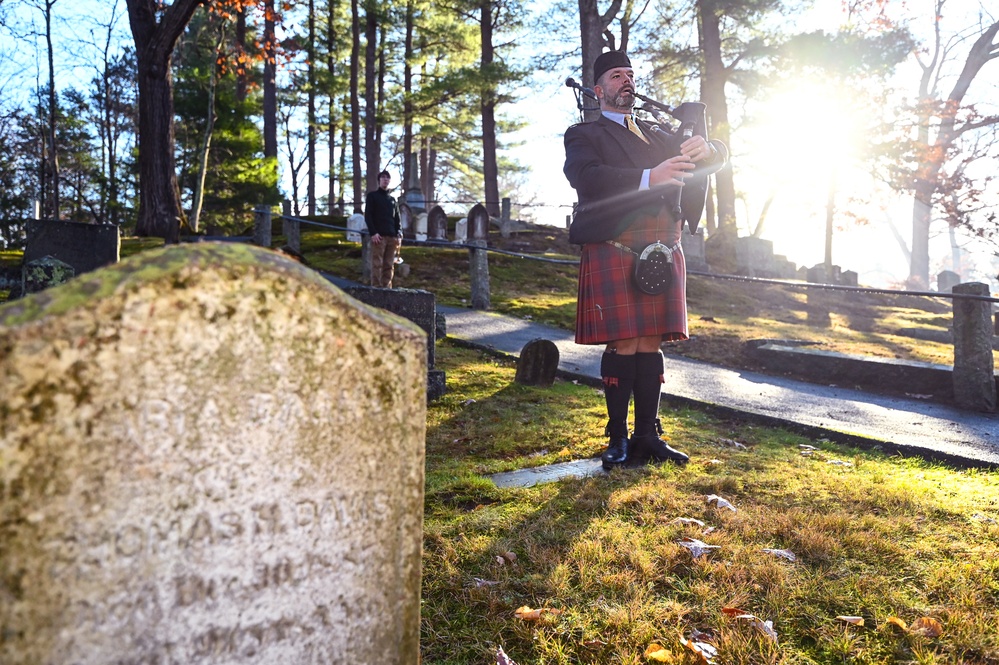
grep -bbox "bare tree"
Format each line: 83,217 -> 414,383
904,6 -> 999,287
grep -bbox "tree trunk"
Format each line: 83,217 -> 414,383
480,0 -> 499,217
263,0 -> 278,159
44,0 -> 60,219
698,0 -> 737,270
326,0 -> 338,213
307,0 -> 317,215
363,0 -> 378,190
126,0 -> 204,243
350,0 -> 362,212
907,19 -> 999,288
191,27 -> 225,234
402,0 -> 414,197
578,0 -> 623,122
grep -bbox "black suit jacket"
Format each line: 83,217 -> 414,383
563,114 -> 726,244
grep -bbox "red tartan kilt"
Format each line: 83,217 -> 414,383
575,221 -> 688,345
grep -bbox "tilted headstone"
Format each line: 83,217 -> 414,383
680,229 -> 708,272
951,281 -> 997,412
347,212 -> 366,243
0,243 -> 426,664
454,218 -> 468,244
773,254 -> 798,280
427,205 -> 448,241
468,204 -> 490,241
414,213 -> 428,242
22,255 -> 75,295
938,270 -> 961,293
515,339 -> 560,387
399,202 -> 413,238
735,236 -> 775,277
25,219 -> 120,275
807,264 -> 828,284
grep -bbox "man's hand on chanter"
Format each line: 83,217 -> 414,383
649,155 -> 695,187
680,135 -> 714,163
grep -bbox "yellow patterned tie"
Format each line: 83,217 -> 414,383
625,115 -> 649,143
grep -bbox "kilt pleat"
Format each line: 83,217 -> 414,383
575,216 -> 688,345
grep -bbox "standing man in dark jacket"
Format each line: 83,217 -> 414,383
563,51 -> 728,470
364,170 -> 402,288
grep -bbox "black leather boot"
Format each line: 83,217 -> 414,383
632,418 -> 689,465
600,352 -> 636,470
632,351 -> 689,465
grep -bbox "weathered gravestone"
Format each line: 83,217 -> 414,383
0,243 -> 426,664
427,205 -> 448,241
735,236 -> 775,277
680,229 -> 708,272
938,270 -> 961,293
467,204 -> 490,310
24,219 -> 120,276
347,212 -> 366,243
514,338 -> 560,387
398,202 -> 413,238
454,218 -> 468,244
413,213 -> 428,242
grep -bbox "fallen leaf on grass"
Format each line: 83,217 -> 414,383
717,437 -> 748,450
672,517 -> 706,527
496,646 -> 518,665
453,436 -> 471,444
581,639 -> 607,648
761,548 -> 797,562
885,616 -> 908,631
514,605 -> 562,621
705,459 -> 724,466
644,643 -> 671,661
909,616 -> 943,637
722,606 -> 748,616
680,633 -> 718,664
705,494 -> 737,512
678,537 -> 721,558
800,450 -> 814,456
495,556 -> 506,565
733,614 -> 779,643
837,615 -> 864,626
502,551 -> 518,563
799,444 -> 817,451
828,460 -> 854,467
472,577 -> 499,587
463,399 -> 477,405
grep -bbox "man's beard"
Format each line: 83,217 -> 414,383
613,89 -> 635,110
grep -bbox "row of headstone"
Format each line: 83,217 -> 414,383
734,236 -> 799,280
803,263 -> 859,287
347,204 -> 492,246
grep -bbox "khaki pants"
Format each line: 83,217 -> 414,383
370,235 -> 401,288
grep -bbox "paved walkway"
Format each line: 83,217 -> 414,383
439,305 -> 999,469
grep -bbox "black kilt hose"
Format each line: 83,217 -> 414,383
575,212 -> 687,345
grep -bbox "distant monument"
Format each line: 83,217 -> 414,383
402,153 -> 426,213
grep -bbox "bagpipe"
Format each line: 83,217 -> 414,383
565,77 -> 720,235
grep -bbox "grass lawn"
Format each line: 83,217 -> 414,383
423,342 -> 999,664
